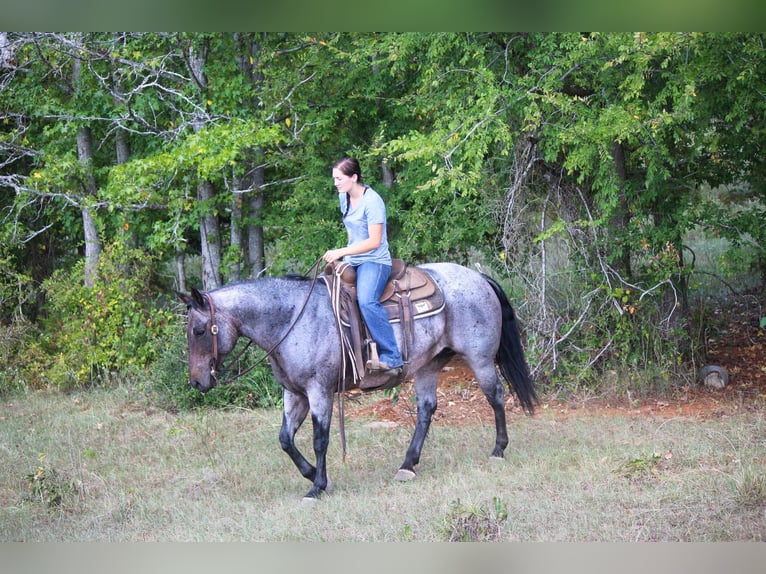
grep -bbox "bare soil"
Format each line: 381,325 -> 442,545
347,292 -> 766,425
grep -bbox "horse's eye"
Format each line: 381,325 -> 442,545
193,325 -> 206,337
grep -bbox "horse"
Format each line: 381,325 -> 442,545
177,262 -> 537,501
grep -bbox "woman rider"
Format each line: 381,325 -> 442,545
322,157 -> 404,388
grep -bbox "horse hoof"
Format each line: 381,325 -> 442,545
394,468 -> 416,482
301,496 -> 318,506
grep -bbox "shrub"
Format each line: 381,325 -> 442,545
145,320 -> 283,412
26,242 -> 176,390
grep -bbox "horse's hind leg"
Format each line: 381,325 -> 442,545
397,368 -> 440,481
471,361 -> 510,458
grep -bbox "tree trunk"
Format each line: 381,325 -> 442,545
228,192 -> 243,282
381,159 -> 394,188
0,32 -> 11,67
235,34 -> 267,278
80,207 -> 101,288
247,175 -> 265,277
70,35 -> 101,288
114,127 -> 140,250
198,180 -> 222,289
175,248 -> 187,293
186,35 -> 222,289
76,126 -> 101,288
115,128 -> 130,164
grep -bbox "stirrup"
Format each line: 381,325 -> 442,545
360,365 -> 403,390
366,358 -> 402,373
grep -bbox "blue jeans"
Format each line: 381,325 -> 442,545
355,262 -> 403,368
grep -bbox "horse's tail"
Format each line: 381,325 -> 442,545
482,274 -> 538,414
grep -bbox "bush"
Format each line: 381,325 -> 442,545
146,327 -> 283,412
0,316 -> 39,396
11,238 -> 284,407
24,242 -> 177,390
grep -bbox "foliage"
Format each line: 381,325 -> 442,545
1,32 -> 765,398
442,497 -> 509,542
22,242 -> 176,390
24,452 -> 79,510
146,330 -> 283,411
615,453 -> 665,479
0,249 -> 40,395
732,469 -> 766,509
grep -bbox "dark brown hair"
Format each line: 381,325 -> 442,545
333,157 -> 363,182
333,157 -> 363,219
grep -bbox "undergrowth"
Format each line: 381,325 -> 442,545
442,497 -> 509,542
146,329 -> 283,412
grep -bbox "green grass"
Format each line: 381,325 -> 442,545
1,386 -> 764,541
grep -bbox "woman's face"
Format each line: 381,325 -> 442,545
332,167 -> 356,194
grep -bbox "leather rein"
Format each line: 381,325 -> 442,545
202,258 -> 324,386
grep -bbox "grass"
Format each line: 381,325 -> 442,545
1,385 -> 764,541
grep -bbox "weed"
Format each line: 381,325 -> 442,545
732,470 -> 766,509
442,497 -> 508,542
383,386 -> 401,405
615,453 -> 664,478
402,524 -> 412,541
24,452 -> 78,509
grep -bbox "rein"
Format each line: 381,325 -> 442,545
203,258 -> 324,386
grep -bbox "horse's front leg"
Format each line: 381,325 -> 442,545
396,372 -> 439,481
302,385 -> 333,501
279,390 -> 317,484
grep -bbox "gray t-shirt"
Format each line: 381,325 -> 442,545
339,186 -> 392,266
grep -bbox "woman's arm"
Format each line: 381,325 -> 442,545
322,223 -> 383,263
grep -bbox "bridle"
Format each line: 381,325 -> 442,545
201,291 -> 226,382
199,259 -> 324,386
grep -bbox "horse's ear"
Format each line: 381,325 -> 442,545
190,288 -> 208,309
176,291 -> 192,308
176,289 -> 206,310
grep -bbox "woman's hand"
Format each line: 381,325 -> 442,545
322,248 -> 345,263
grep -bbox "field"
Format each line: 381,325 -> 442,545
1,370 -> 764,542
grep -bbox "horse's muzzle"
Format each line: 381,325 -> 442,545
189,372 -> 216,394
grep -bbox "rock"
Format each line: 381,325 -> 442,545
697,365 -> 729,389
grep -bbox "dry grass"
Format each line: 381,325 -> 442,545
1,385 -> 765,541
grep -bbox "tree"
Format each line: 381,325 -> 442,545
2,32 -> 765,393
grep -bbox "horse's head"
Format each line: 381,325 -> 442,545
177,288 -> 238,393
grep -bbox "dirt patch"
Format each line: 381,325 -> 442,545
346,293 -> 766,425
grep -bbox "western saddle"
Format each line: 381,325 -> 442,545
321,259 -> 445,387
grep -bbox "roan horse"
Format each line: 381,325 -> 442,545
178,262 -> 537,501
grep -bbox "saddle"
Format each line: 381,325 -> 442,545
321,259 -> 445,386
